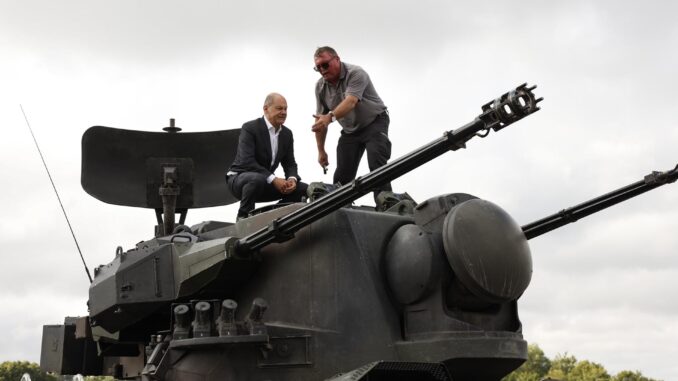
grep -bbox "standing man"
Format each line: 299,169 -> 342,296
311,46 -> 392,197
227,93 -> 308,220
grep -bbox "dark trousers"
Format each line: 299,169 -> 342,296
334,112 -> 392,197
227,172 -> 308,218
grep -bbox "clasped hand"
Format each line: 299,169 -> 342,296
273,177 -> 297,194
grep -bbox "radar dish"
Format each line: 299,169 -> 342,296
81,126 -> 241,209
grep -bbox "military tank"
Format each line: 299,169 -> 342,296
39,84 -> 678,380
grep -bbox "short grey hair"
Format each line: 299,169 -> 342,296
314,46 -> 338,58
264,92 -> 283,107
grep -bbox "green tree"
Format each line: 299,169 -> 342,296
504,344 -> 552,381
568,360 -> 610,381
612,370 -> 659,381
547,353 -> 578,380
0,361 -> 57,381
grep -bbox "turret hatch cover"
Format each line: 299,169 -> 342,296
81,126 -> 240,209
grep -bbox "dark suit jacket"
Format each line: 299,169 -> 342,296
227,117 -> 301,181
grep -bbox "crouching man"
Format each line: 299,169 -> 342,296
226,93 -> 308,220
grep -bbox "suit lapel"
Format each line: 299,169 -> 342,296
258,118 -> 272,168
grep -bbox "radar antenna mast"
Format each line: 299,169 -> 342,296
21,105 -> 93,283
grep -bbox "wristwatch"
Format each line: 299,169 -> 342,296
329,111 -> 336,123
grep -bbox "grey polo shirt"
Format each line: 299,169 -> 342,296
315,62 -> 387,134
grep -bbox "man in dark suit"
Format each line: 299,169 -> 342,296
226,93 -> 308,220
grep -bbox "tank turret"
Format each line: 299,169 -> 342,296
39,84 -> 677,380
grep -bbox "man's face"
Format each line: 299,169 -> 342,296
314,52 -> 340,83
263,95 -> 288,128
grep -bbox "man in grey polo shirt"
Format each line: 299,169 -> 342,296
311,46 -> 392,197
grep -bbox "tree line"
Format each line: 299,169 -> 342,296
502,344 -> 660,381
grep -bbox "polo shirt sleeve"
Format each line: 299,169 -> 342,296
315,81 -> 325,114
344,68 -> 370,101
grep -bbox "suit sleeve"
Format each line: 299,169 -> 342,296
281,130 -> 300,182
238,123 -> 273,176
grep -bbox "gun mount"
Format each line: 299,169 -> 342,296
39,84 -> 676,380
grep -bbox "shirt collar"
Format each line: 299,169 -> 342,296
339,62 -> 348,80
263,115 -> 281,135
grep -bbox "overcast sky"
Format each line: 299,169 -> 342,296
1,0 -> 677,379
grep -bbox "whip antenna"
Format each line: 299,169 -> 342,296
20,105 -> 93,283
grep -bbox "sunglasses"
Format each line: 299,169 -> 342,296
313,57 -> 336,72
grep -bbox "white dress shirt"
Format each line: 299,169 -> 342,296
264,116 -> 280,184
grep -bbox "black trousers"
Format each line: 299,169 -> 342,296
227,172 -> 308,218
334,112 -> 392,196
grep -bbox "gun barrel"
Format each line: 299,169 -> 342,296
522,164 -> 678,240
236,84 -> 542,255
